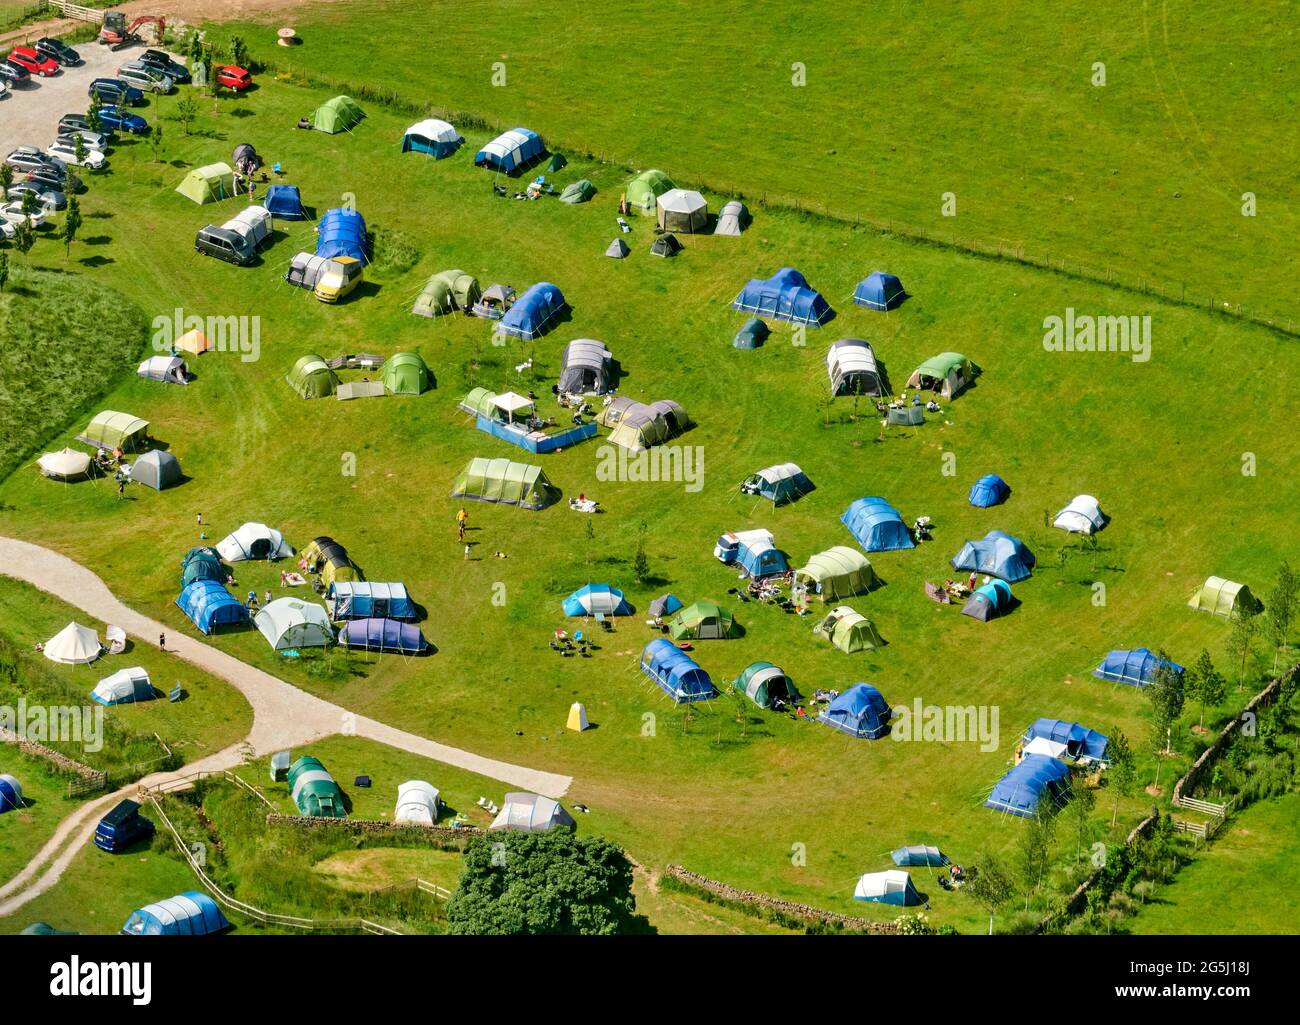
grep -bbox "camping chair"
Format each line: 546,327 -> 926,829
595,612 -> 613,632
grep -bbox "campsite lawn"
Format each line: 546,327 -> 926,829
0,70 -> 1295,932
0,748 -> 91,885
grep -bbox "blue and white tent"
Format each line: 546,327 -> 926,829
984,754 -> 1071,817
0,774 -> 22,813
744,463 -> 814,505
949,530 -> 1036,583
734,539 -> 790,579
854,869 -> 922,906
1023,718 -> 1109,764
326,581 -> 415,621
263,184 -> 306,220
497,282 -> 567,340
176,579 -> 249,634
91,667 -> 154,706
841,496 -> 914,552
640,638 -> 714,703
121,891 -> 230,936
732,267 -> 833,327
316,207 -> 368,264
968,473 -> 1010,508
563,583 -> 633,617
891,844 -> 949,868
1093,647 -> 1184,688
401,118 -> 462,158
961,579 -> 1014,621
852,271 -> 906,311
474,127 -> 543,173
818,683 -> 891,739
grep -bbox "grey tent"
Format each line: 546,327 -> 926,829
558,339 -> 614,395
888,405 -> 924,425
650,233 -> 682,258
714,200 -> 748,236
231,143 -> 260,177
131,450 -> 180,491
605,238 -> 630,259
137,355 -> 188,385
827,339 -> 885,396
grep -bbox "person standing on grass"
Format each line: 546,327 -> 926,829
196,512 -> 203,527
464,543 -> 471,561
458,519 -> 466,542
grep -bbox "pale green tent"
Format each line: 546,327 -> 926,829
286,354 -> 339,399
382,352 -> 432,395
559,179 -> 596,204
175,163 -> 236,205
813,606 -> 885,653
795,547 -> 879,601
626,169 -> 675,214
1188,576 -> 1261,619
669,600 -> 737,641
79,411 -> 149,451
450,457 -> 559,510
458,388 -> 499,419
312,95 -> 365,134
412,268 -> 482,317
733,662 -> 796,708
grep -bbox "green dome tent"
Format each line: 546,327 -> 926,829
559,179 -> 596,204
285,354 -> 340,399
669,600 -> 737,640
795,547 -> 879,601
450,457 -> 559,510
174,163 -> 236,205
734,662 -> 796,708
626,169 -> 675,214
312,95 -> 365,134
382,352 -> 432,395
813,605 -> 885,653
412,268 -> 481,317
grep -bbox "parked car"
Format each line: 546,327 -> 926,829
1,201 -> 48,228
95,105 -> 148,135
88,78 -> 143,106
0,220 -> 14,241
117,63 -> 173,94
0,78 -> 9,100
6,182 -> 67,211
5,146 -> 62,174
34,37 -> 82,67
8,47 -> 59,77
195,225 -> 256,266
25,164 -> 82,193
56,129 -> 110,152
93,799 -> 155,853
138,49 -> 189,84
58,113 -> 112,138
215,65 -> 252,91
46,141 -> 105,170
0,60 -> 31,86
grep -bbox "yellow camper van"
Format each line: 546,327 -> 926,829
314,257 -> 363,303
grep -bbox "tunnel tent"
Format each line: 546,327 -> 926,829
732,267 -> 833,327
286,353 -> 340,399
264,183 -> 306,220
288,755 -> 347,817
0,774 -> 23,813
813,606 -> 884,653
656,188 -> 708,233
255,599 -> 333,651
394,781 -> 440,825
640,638 -> 715,703
669,600 -> 737,641
497,282 -> 568,340
413,268 -> 481,317
1188,576 -> 1260,619
854,870 -> 922,906
714,199 -> 748,236
841,496 -> 914,552
826,338 -> 885,396
734,661 -> 796,709
121,892 -> 231,936
382,352 -> 433,395
1053,494 -> 1107,535
91,666 -> 154,706
599,396 -> 692,452
559,178 -> 596,204
174,163 -> 236,204
216,523 -> 293,562
1023,719 -> 1109,764
489,792 -> 576,832
316,207 -> 368,264
457,387 -> 499,419
327,581 -> 415,620
950,530 -> 1036,583
37,447 -> 92,481
131,449 -> 181,491
961,579 -> 1014,622
906,351 -> 979,399
818,683 -> 891,738
176,579 -> 249,634
563,583 -> 633,617
625,169 -> 675,214
852,271 -> 907,311
312,94 -> 365,134
43,622 -> 101,665
744,462 -> 814,505
1093,647 -> 1185,688
984,754 -> 1071,818
558,339 -> 614,395
137,355 -> 188,385
401,118 -> 462,158
450,457 -> 559,510
649,233 -> 682,258
605,237 -> 630,259
969,473 -> 1010,508
892,845 -> 949,868
299,534 -> 349,571
795,547 -> 878,601
474,128 -> 544,173
80,410 -> 149,452
733,317 -> 768,349
337,618 -> 429,654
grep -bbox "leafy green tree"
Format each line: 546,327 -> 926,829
0,252 -> 8,293
150,121 -> 164,162
1186,649 -> 1225,729
0,162 -> 12,192
1265,562 -> 1297,674
61,196 -> 81,258
1107,727 -> 1136,827
965,853 -> 1015,935
20,189 -> 38,218
1017,813 -> 1053,906
229,34 -> 249,70
177,95 -> 200,135
1067,781 -> 1096,857
73,134 -> 86,168
632,520 -> 650,583
13,219 -> 35,256
1226,606 -> 1260,690
446,831 -> 645,935
86,94 -> 101,133
1146,653 -> 1184,755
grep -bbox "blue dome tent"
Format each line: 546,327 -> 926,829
121,891 -> 231,936
337,618 -> 429,654
961,579 -> 1014,621
640,638 -> 714,703
949,530 -> 1036,583
497,282 -> 567,340
563,583 -> 633,617
817,683 -> 891,739
852,271 -> 906,311
841,496 -> 914,552
731,267 -> 833,327
968,473 -> 1010,508
0,774 -> 22,813
1022,719 -> 1109,763
176,579 -> 249,634
316,207 -> 368,264
1093,647 -> 1184,688
734,539 -> 791,579
984,754 -> 1071,818
264,184 -> 306,220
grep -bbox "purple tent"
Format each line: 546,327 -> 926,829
336,617 -> 429,654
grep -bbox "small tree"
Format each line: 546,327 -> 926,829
1186,649 -> 1225,729
1107,727 -> 1136,827
61,196 -> 81,258
149,121 -> 164,162
20,189 -> 38,218
177,95 -> 200,135
1017,813 -> 1053,907
1067,782 -> 1096,857
229,34 -> 249,70
0,162 -> 12,192
13,219 -> 35,257
1225,607 -> 1260,690
1265,562 -> 1297,674
73,134 -> 86,168
1146,653 -> 1184,755
86,94 -> 102,133
966,854 -> 1015,935
632,521 -> 650,583
0,252 -> 8,293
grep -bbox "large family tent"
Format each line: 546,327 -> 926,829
43,622 -> 101,665
474,128 -> 544,173
255,599 -> 332,651
558,339 -> 614,394
132,450 -> 181,491
852,271 -> 907,311
288,755 -> 347,817
733,317 -> 768,349
174,163 -> 235,205
818,683 -> 891,739
176,579 -> 248,634
80,411 -> 148,452
401,118 -> 462,158
1188,576 -> 1260,619
950,530 -> 1036,584
285,354 -> 340,399
795,547 -> 878,601
1053,494 -> 1106,534
1094,647 -> 1184,688
312,94 -> 365,134
649,233 -> 682,258
598,396 -> 692,452
301,536 -> 361,588
841,496 -> 914,552
969,473 -> 1010,508
394,780 -> 440,825
91,667 -> 154,706
559,178 -> 596,204
337,618 -> 430,654
892,845 -> 949,868
489,792 -> 576,832
906,352 -> 979,399
412,268 -> 481,317
854,870 -> 922,906
327,581 -> 414,620
0,774 -> 23,813
563,584 -> 633,617
732,267 -> 833,327
656,188 -> 708,233
450,457 -> 559,510
316,207 -> 368,264
669,600 -> 737,641
216,523 -> 292,562
744,463 -> 814,505
734,662 -> 796,709
984,754 -> 1071,818
263,183 -> 306,220
813,606 -> 885,653
137,355 -> 188,385
1022,719 -> 1109,764
37,448 -> 92,481
382,352 -> 432,395
961,579 -> 1014,621
714,200 -> 748,236
640,638 -> 715,703
625,169 -> 675,214
497,282 -> 568,340
826,338 -> 885,396
121,892 -> 230,936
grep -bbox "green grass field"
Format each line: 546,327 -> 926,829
0,748 -> 91,884
0,5 -> 1296,934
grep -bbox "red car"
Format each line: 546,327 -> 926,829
215,65 -> 252,91
8,47 -> 59,77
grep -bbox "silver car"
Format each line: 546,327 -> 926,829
56,129 -> 110,152
117,63 -> 173,94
